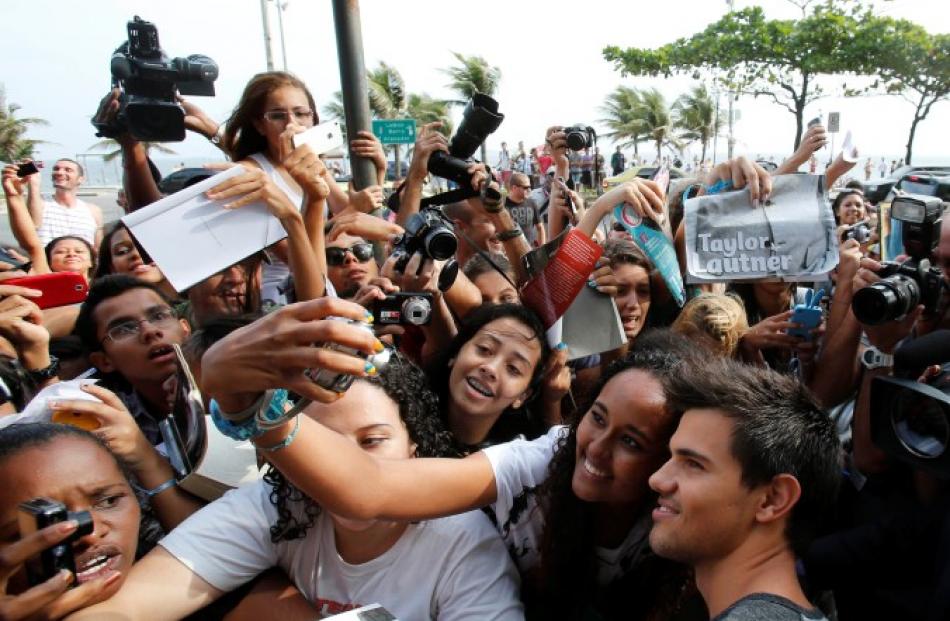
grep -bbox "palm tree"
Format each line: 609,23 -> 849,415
633,88 -> 678,164
89,138 -> 176,162
321,91 -> 346,125
673,85 -> 721,166
0,86 -> 48,161
598,86 -> 645,158
407,93 -> 453,136
442,52 -> 501,162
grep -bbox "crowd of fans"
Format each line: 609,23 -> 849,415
0,67 -> 948,621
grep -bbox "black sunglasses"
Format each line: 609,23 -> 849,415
326,242 -> 374,266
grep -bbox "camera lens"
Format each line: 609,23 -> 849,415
891,391 -> 949,458
424,228 -> 458,261
401,297 -> 432,326
852,276 -> 919,325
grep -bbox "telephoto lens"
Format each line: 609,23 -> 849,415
852,275 -> 921,325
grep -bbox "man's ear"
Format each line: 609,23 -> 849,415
88,350 -> 116,374
754,474 -> 801,525
179,318 -> 192,339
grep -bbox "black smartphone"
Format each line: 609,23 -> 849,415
17,161 -> 38,177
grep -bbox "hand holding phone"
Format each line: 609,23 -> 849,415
17,161 -> 39,177
4,273 -> 89,309
787,288 -> 825,340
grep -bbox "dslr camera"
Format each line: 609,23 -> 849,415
852,194 -> 945,325
93,16 -> 218,142
841,220 -> 872,244
372,292 -> 433,326
392,207 -> 458,271
562,125 -> 596,151
18,498 -> 94,586
427,93 -> 504,189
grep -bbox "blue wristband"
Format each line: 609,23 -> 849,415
254,389 -> 291,430
211,400 -> 262,441
704,179 -> 734,195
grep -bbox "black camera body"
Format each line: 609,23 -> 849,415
427,93 -> 504,187
18,498 -> 94,586
841,220 -> 872,244
372,292 -> 433,326
93,16 -> 218,142
852,195 -> 944,325
563,125 -> 596,151
392,208 -> 458,271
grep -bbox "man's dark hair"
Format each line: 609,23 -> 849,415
463,252 -> 513,281
75,274 -> 173,353
664,357 -> 841,555
844,179 -> 864,191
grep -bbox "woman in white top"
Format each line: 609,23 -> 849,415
195,300 -> 700,619
70,351 -> 524,620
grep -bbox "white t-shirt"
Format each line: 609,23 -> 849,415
159,480 -> 523,620
36,199 -> 98,246
482,426 -> 653,585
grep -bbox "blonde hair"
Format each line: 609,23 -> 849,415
672,293 -> 749,357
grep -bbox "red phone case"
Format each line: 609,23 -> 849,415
5,272 -> 89,309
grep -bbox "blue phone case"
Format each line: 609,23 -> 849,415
787,289 -> 825,339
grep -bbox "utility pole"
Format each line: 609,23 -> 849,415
260,0 -> 275,71
725,0 -> 735,159
332,0 -> 375,190
275,1 -> 289,71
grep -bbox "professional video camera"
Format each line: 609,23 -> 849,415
852,194 -> 945,325
871,331 -> 950,477
562,124 -> 596,151
426,93 -> 503,191
93,16 -> 218,142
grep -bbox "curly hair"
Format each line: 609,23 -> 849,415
264,351 -> 454,543
535,330 -> 695,619
671,293 -> 749,357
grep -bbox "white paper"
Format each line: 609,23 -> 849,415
122,167 -> 285,292
327,604 -> 398,620
0,379 -> 100,428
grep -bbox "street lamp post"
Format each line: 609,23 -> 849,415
275,1 -> 289,71
259,0 -> 275,71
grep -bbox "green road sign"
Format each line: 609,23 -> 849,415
372,119 -> 416,145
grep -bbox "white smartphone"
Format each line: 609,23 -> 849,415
292,120 -> 344,156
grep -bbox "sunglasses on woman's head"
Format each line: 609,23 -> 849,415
325,242 -> 374,266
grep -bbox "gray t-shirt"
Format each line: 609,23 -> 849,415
712,594 -> 827,621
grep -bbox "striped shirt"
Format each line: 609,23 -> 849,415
36,199 -> 98,246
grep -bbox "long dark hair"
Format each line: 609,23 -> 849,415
535,330 -> 695,619
225,71 -> 318,162
263,352 -> 453,543
426,303 -> 551,448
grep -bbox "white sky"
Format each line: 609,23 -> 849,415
3,0 -> 948,168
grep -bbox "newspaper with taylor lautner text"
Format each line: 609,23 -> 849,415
683,174 -> 839,283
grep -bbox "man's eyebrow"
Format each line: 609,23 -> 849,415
674,447 -> 712,465
104,305 -> 166,330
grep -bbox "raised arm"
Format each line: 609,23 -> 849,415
2,163 -> 49,273
199,298 -> 500,521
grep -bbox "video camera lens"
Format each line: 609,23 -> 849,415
891,389 -> 949,458
852,274 -> 921,325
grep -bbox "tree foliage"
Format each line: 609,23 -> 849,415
598,86 -> 646,156
673,85 -> 722,165
861,21 -> 949,164
603,3 -> 884,151
0,86 -> 47,162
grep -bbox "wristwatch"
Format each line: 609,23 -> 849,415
27,355 -> 59,383
861,346 -> 894,370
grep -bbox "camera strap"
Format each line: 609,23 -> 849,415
454,227 -> 518,291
